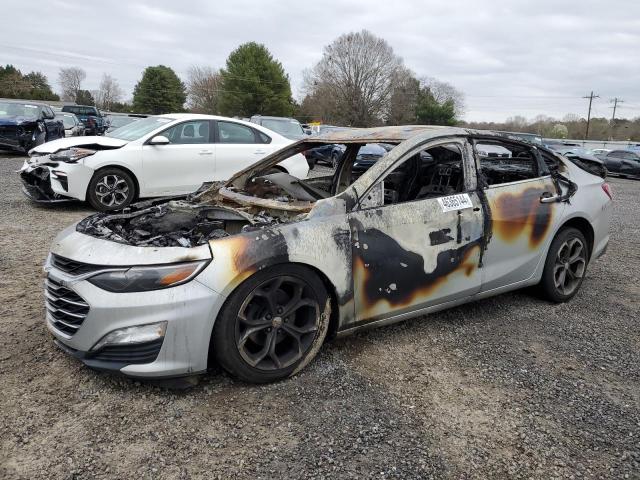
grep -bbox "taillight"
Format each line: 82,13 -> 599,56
601,183 -> 613,200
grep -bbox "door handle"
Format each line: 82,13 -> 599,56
253,149 -> 267,155
540,191 -> 559,203
198,150 -> 213,155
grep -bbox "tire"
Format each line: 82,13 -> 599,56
539,227 -> 589,303
331,152 -> 340,169
87,168 -> 136,211
213,264 -> 330,383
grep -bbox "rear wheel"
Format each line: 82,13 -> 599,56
539,227 -> 589,302
87,168 -> 136,211
213,264 -> 329,383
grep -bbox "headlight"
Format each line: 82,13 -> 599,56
87,260 -> 209,293
50,147 -> 96,163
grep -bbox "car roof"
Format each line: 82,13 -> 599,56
251,115 -> 298,120
308,125 -> 464,143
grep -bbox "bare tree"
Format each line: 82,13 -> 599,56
186,66 -> 221,114
386,67 -> 420,124
95,74 -> 123,110
304,30 -> 404,126
58,67 -> 86,102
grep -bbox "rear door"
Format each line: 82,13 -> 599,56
213,120 -> 275,180
473,139 -> 566,292
141,119 -> 216,195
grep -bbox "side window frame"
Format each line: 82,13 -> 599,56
471,137 -> 548,189
214,120 -> 267,144
353,137 -> 476,212
149,120 -> 214,145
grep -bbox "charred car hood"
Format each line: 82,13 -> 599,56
30,135 -> 128,154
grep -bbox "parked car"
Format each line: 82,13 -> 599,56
589,148 -> 610,156
55,112 -> 85,137
0,100 -> 64,153
19,114 -> 308,209
61,105 -> 107,135
594,149 -> 640,178
42,126 -> 611,383
548,146 -> 607,178
249,115 -> 307,141
250,116 -> 313,169
304,125 -> 351,167
105,113 -> 147,133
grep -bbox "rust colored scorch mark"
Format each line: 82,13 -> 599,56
491,186 -> 554,248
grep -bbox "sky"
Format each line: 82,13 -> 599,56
2,0 -> 640,122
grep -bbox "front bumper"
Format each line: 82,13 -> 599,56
19,157 -> 94,202
20,166 -> 74,203
44,238 -> 225,378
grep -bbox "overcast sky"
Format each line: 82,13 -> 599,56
3,0 -> 639,122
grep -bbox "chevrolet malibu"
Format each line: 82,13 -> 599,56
20,114 -> 308,209
44,126 -> 612,383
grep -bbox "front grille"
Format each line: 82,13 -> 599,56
90,339 -> 163,364
51,254 -> 105,276
45,277 -> 90,336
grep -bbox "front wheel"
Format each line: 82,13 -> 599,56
87,168 -> 136,211
213,264 -> 330,383
539,227 -> 589,302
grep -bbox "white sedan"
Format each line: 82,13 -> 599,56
19,114 -> 308,211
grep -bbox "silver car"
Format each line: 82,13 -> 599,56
44,127 -> 612,383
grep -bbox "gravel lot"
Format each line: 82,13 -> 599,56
1,153 -> 638,479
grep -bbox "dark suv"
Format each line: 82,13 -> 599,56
61,105 -> 106,135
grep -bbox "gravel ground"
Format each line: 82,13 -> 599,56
0,154 -> 638,479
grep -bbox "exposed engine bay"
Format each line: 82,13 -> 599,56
75,174 -> 327,248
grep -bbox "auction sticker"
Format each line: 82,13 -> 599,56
437,193 -> 473,212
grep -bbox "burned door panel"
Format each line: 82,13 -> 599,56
347,194 -> 484,327
480,177 -> 565,291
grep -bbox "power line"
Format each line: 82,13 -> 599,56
582,91 -> 599,139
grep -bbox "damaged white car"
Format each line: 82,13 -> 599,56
44,126 -> 611,384
20,114 -> 307,210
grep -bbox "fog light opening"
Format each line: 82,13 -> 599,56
91,321 -> 167,351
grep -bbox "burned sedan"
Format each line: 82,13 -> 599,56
44,126 -> 612,383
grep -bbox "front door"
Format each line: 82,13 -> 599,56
348,138 -> 484,326
141,120 -> 216,196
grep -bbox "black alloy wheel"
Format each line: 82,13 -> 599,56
540,227 -> 589,302
213,265 -> 329,383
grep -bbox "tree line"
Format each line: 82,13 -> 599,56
2,30 -> 464,126
462,114 -> 640,142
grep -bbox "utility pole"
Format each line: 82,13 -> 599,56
582,91 -> 599,140
609,97 -> 623,140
